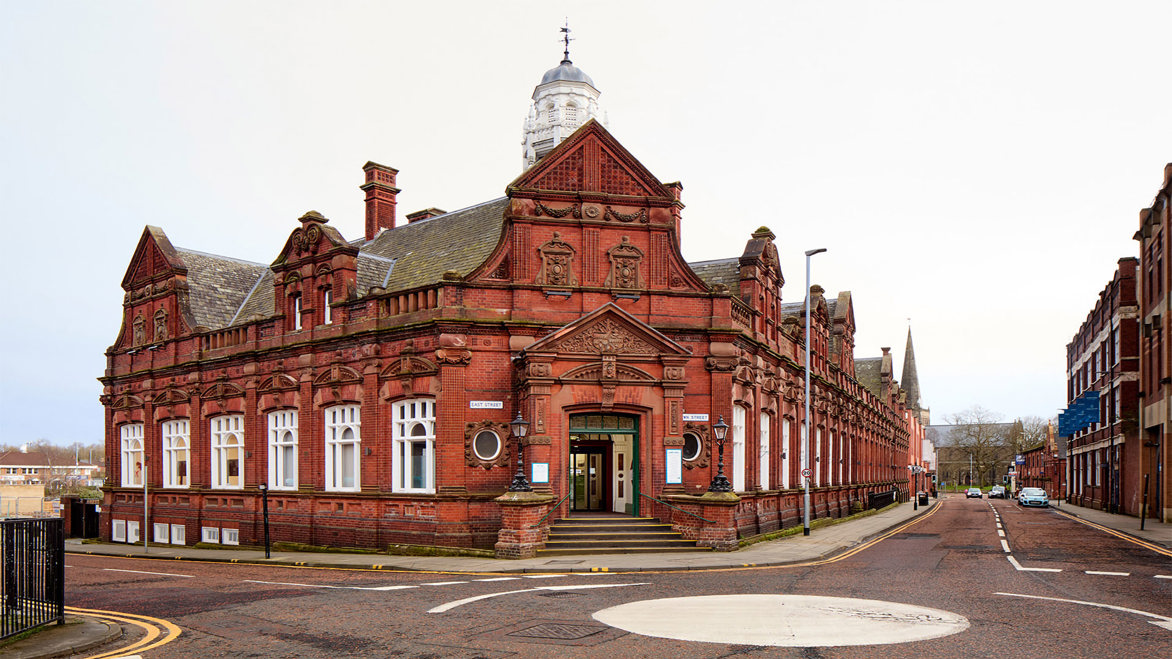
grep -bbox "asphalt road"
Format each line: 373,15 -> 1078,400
64,496 -> 1172,658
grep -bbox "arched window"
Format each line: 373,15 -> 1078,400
325,405 -> 360,491
161,419 -> 189,488
210,415 -> 244,489
781,419 -> 791,490
268,410 -> 298,489
393,399 -> 435,493
732,406 -> 747,492
120,423 -> 144,487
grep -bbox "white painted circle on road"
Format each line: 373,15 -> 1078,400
592,594 -> 969,647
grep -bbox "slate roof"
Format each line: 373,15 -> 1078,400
174,199 -> 510,330
360,198 -> 508,293
854,357 -> 883,397
778,301 -> 804,318
688,258 -> 738,290
175,249 -> 269,329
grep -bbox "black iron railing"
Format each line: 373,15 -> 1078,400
1,518 -> 65,639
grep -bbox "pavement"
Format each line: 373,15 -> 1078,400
7,494 -> 1169,658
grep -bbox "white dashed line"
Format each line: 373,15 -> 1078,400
1006,556 -> 1062,573
523,574 -> 568,579
1085,571 -> 1130,577
475,577 -> 521,582
421,581 -> 467,586
103,568 -> 194,578
1156,575 -> 1172,580
1000,539 -> 1011,553
997,530 -> 1005,537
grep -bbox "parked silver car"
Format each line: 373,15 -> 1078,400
1018,487 -> 1049,507
989,485 -> 1007,499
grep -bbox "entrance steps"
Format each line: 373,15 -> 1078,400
538,515 -> 709,556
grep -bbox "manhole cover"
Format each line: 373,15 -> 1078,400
508,623 -> 607,640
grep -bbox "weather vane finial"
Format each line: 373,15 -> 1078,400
560,19 -> 574,64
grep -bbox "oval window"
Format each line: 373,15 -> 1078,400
682,432 -> 702,461
473,430 -> 502,461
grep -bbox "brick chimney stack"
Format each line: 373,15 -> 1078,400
361,161 -> 400,240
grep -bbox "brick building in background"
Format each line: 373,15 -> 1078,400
1134,164 -> 1172,522
1065,258 -> 1140,514
100,55 -> 918,554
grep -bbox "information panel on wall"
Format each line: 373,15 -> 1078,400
531,462 -> 549,484
665,449 -> 683,484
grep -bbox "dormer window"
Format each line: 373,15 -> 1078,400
323,289 -> 333,325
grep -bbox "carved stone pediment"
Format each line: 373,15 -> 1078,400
202,381 -> 245,400
525,303 -> 689,359
110,392 -> 144,410
258,373 -> 299,392
152,388 -> 190,406
380,355 -> 438,379
562,361 -> 656,383
313,364 -> 362,387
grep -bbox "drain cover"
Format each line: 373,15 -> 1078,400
508,623 -> 607,640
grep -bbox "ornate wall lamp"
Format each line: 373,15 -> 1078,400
707,416 -> 732,493
507,413 -> 532,492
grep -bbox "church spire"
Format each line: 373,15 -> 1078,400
901,325 -> 927,423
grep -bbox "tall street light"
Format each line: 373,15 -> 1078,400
803,247 -> 826,536
508,413 -> 532,492
707,416 -> 732,492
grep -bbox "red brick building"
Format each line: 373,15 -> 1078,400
101,115 -> 915,553
1064,258 -> 1140,514
1134,164 -> 1172,522
1018,424 -> 1065,500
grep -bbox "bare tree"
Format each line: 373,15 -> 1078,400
943,406 -> 1013,487
1013,416 -> 1050,451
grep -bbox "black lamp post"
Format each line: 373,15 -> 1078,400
258,482 -> 270,558
508,413 -> 532,492
707,416 -> 732,493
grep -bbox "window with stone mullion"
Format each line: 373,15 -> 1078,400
325,405 -> 360,491
120,423 -> 144,487
161,419 -> 189,488
392,399 -> 435,494
210,415 -> 244,489
268,410 -> 298,490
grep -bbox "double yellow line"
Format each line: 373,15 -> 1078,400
63,605 -> 181,659
1051,508 -> 1172,558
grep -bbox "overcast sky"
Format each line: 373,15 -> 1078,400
2,1 -> 1169,446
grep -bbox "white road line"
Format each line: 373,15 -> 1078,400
996,592 -> 1172,631
244,579 -> 418,591
1006,556 -> 1062,573
1000,539 -> 1011,553
522,574 -> 568,579
1156,575 -> 1172,580
428,582 -> 650,614
103,568 -> 194,578
421,581 -> 467,586
475,577 -> 520,582
997,530 -> 1005,537
1085,570 -> 1130,576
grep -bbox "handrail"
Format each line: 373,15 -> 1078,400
529,491 -> 572,529
638,492 -> 714,523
